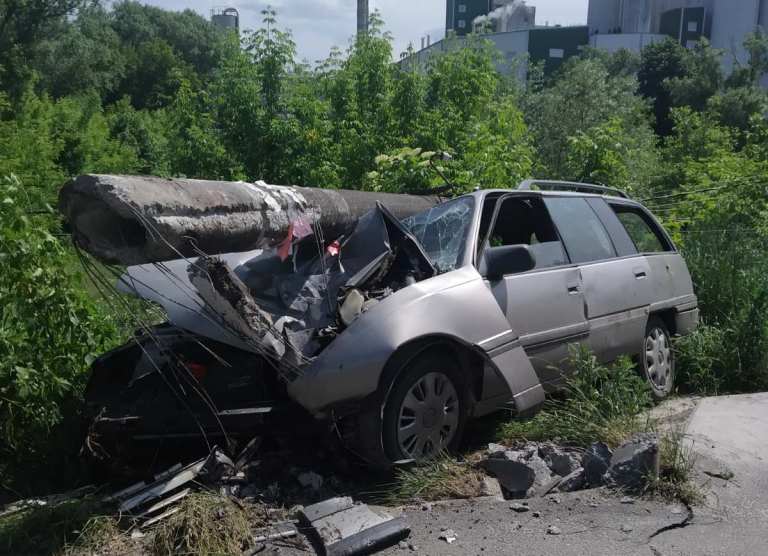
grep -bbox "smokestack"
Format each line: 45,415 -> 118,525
357,0 -> 369,35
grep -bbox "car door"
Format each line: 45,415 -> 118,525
543,196 -> 652,363
479,194 -> 589,389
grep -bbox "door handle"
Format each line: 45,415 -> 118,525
567,284 -> 580,294
632,267 -> 647,279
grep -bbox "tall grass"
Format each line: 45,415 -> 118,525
678,229 -> 768,394
500,346 -> 652,447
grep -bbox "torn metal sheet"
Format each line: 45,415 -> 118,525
118,457 -> 206,512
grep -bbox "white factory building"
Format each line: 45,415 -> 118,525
588,0 -> 768,72
407,0 -> 768,80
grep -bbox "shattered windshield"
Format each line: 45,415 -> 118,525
401,197 -> 475,273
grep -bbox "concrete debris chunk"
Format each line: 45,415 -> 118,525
480,477 -> 504,499
540,445 -> 581,477
606,433 -> 660,489
546,525 -> 562,535
300,497 -> 409,556
582,442 -> 613,487
556,467 -> 586,493
509,502 -> 530,513
480,458 -> 535,498
439,529 -> 457,544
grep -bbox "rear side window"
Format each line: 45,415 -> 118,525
613,207 -> 670,253
544,197 -> 616,263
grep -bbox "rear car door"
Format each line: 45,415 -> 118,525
543,196 -> 651,362
608,202 -> 693,311
478,195 -> 588,388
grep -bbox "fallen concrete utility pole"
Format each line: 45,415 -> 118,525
59,174 -> 442,265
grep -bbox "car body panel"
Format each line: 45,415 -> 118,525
286,264 -> 546,415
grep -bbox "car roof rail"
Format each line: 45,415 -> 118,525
517,179 -> 630,199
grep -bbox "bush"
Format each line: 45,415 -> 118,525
679,228 -> 768,393
675,324 -> 728,395
0,176 -> 118,493
500,346 -> 652,447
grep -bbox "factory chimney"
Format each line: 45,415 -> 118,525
357,0 -> 369,35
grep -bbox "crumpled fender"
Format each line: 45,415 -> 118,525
287,265 -> 545,415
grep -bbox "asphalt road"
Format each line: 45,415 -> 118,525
375,393 -> 768,556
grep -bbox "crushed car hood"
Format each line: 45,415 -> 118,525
117,204 -> 438,375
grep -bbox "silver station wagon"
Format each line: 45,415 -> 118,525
86,180 -> 699,467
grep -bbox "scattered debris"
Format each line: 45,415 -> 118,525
300,496 -> 410,555
546,525 -> 562,536
439,529 -> 457,544
621,524 -> 634,533
509,502 -> 530,513
620,496 -> 636,504
606,433 -> 660,489
532,511 -> 542,518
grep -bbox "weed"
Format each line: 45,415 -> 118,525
150,491 -> 253,555
645,428 -> 704,506
675,324 -> 727,395
500,346 -> 653,448
384,453 -> 486,505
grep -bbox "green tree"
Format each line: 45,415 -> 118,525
638,38 -> 688,136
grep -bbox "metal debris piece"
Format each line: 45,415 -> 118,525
300,496 -> 409,556
252,521 -> 299,543
140,507 -> 181,529
139,488 -> 192,517
116,457 -> 207,512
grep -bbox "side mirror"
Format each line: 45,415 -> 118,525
482,244 -> 536,281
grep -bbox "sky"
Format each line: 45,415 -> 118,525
143,0 -> 589,63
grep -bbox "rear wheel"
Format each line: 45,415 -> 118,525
641,317 -> 675,400
382,350 -> 470,462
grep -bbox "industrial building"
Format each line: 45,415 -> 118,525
211,7 -> 239,33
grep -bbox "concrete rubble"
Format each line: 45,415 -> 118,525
479,437 -> 661,499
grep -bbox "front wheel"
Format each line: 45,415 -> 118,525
381,350 -> 470,462
641,317 -> 675,400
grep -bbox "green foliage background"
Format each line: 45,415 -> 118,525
2,1 -> 768,492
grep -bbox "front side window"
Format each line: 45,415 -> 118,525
613,207 -> 670,253
401,197 -> 474,273
544,197 -> 616,263
482,196 -> 568,272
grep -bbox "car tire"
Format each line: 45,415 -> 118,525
640,316 -> 675,401
380,349 -> 471,463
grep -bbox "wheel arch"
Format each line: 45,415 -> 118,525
377,334 -> 486,408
